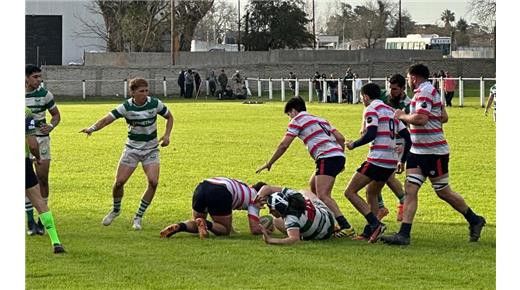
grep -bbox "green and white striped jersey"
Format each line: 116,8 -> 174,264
25,86 -> 56,136
282,188 -> 335,240
109,97 -> 169,150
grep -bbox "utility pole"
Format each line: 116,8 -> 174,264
398,0 -> 402,37
237,0 -> 241,51
312,0 -> 316,49
170,0 -> 178,65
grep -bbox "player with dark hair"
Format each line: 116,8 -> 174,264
25,64 -> 62,236
256,96 -> 355,238
80,78 -> 174,230
160,178 -> 265,239
381,63 -> 486,245
254,184 -> 335,245
344,83 -> 412,243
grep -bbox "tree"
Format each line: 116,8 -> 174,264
467,0 -> 495,29
353,0 -> 392,48
193,0 -> 238,43
76,0 -> 214,52
390,10 -> 415,37
440,9 -> 455,29
325,2 -> 356,42
242,0 -> 314,51
456,18 -> 469,34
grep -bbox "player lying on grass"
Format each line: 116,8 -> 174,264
254,185 -> 335,245
256,96 -> 355,238
80,78 -> 174,230
160,178 -> 265,239
26,107 -> 65,254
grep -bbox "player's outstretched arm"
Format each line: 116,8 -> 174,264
256,135 -> 295,173
79,114 -> 115,136
159,111 -> 174,147
254,185 -> 284,203
262,228 -> 300,245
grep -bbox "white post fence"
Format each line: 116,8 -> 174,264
41,76 -> 495,106
257,79 -> 261,97
480,76 -> 485,107
163,76 -> 168,98
123,79 -> 128,99
308,79 -> 313,102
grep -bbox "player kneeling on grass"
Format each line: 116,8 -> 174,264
160,178 -> 265,239
80,78 -> 174,230
254,185 -> 335,245
26,107 -> 64,254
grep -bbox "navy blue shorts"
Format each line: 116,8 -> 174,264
356,161 -> 395,182
25,158 -> 38,190
315,156 -> 345,177
192,181 -> 233,216
406,153 -> 449,178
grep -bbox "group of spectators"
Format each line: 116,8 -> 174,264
178,69 -> 248,100
311,67 -> 362,104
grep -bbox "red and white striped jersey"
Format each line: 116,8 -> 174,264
286,111 -> 344,160
409,81 -> 450,155
205,177 -> 260,221
363,99 -> 406,169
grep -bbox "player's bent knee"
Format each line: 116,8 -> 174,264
431,176 -> 449,192
406,174 -> 425,188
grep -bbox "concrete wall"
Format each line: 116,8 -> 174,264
84,49 -> 443,67
42,57 -> 496,97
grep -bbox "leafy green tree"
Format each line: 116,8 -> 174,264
242,0 -> 314,51
456,18 -> 469,33
441,9 -> 455,29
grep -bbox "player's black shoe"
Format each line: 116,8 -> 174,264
27,220 -> 37,236
381,233 -> 410,245
368,223 -> 386,243
469,216 -> 486,242
36,219 -> 45,235
53,244 -> 65,254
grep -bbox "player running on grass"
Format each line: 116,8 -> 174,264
256,96 -> 355,238
160,177 -> 265,239
26,107 -> 64,253
344,82 -> 412,243
80,78 -> 174,230
254,185 -> 335,245
381,63 -> 486,245
25,64 -> 62,236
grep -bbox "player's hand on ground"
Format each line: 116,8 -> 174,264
159,135 -> 170,147
39,124 -> 54,134
256,163 -> 271,174
260,225 -> 271,244
396,162 -> 404,174
79,128 -> 93,136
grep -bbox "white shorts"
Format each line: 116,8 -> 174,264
119,147 -> 160,168
30,136 -> 51,160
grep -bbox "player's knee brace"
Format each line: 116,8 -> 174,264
431,176 -> 449,192
406,174 -> 425,187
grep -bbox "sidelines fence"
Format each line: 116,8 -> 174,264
42,76 -> 496,107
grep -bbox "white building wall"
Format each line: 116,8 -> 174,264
26,0 -> 105,65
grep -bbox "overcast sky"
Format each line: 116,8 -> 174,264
227,0 -> 474,26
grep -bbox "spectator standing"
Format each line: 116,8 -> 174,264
344,67 -> 354,103
443,71 -> 456,107
177,70 -> 185,98
184,69 -> 194,98
288,72 -> 297,95
194,70 -> 202,98
354,73 -> 363,104
208,70 -> 217,97
217,69 -> 228,93
313,72 -> 322,100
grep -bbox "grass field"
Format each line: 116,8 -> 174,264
26,96 -> 496,289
